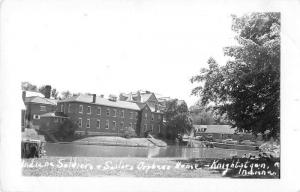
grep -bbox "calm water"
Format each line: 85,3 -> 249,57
45,143 -> 258,158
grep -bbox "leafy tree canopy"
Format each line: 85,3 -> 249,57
21,82 -> 37,91
191,13 -> 280,138
55,119 -> 77,139
60,90 -> 73,99
165,99 -> 193,138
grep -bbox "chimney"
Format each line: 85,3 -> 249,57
92,94 -> 96,103
108,94 -> 117,102
45,85 -> 51,99
22,91 -> 26,101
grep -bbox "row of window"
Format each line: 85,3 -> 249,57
77,118 -> 161,133
40,106 -> 46,112
77,118 -> 136,130
61,103 -> 162,121
32,114 -> 65,123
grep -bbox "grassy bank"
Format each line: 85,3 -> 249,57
22,156 -> 221,177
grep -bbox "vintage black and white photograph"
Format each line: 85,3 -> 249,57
1,0 -> 300,191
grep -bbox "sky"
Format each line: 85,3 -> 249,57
3,0 -> 240,107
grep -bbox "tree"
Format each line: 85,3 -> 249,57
51,88 -> 59,99
165,99 -> 193,139
61,90 -> 72,99
21,81 -> 37,91
54,119 -> 77,139
191,13 -> 280,138
38,85 -> 48,97
190,102 -> 229,125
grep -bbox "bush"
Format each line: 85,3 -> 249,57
123,127 -> 137,138
54,119 -> 78,140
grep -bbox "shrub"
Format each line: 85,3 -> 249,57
123,126 -> 137,138
54,119 -> 78,140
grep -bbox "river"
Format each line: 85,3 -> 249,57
45,143 -> 258,158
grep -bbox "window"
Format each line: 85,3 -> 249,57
133,123 -> 136,130
61,104 -> 64,112
78,118 -> 82,128
120,122 -> 124,130
135,112 -> 138,119
68,104 -> 71,113
97,119 -> 101,129
97,107 -> 101,115
87,106 -> 91,114
158,124 -> 161,133
129,123 -> 132,129
145,113 -> 148,120
86,118 -> 90,128
105,120 -> 109,129
112,121 -> 116,130
151,124 -> 154,132
79,105 -> 83,113
54,118 -> 58,123
151,114 -> 154,121
121,110 -> 124,118
130,112 -> 133,119
144,124 -> 147,131
33,114 -> 40,119
112,109 -> 116,117
158,115 -> 161,120
106,108 -> 110,116
40,106 -> 46,112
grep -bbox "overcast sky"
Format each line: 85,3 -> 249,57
3,0 -> 243,107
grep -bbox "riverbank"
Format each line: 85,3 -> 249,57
72,136 -> 167,147
22,156 -> 222,177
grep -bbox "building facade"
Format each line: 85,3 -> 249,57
23,95 -> 57,128
57,94 -> 164,137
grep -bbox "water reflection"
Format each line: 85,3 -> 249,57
45,143 -> 258,158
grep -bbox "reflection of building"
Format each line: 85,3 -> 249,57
57,94 -> 164,137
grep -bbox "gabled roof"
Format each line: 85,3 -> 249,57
23,90 -> 44,98
140,93 -> 152,102
194,125 -> 236,134
40,112 -> 69,118
24,96 -> 57,105
59,94 -> 141,111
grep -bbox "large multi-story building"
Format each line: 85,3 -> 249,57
57,94 -> 165,137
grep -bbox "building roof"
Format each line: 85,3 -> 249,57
40,112 -> 69,118
24,96 -> 57,105
194,125 -> 236,134
23,90 -> 45,98
59,94 -> 141,111
140,93 -> 152,102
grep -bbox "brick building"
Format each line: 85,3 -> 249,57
23,91 -> 58,129
57,94 -> 164,137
